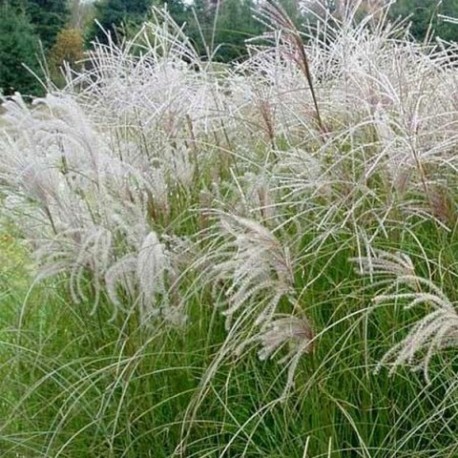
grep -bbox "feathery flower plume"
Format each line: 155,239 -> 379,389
236,313 -> 314,397
256,314 -> 314,361
137,231 -> 170,322
104,230 -> 181,324
256,1 -> 324,132
354,249 -> 458,381
214,215 -> 293,329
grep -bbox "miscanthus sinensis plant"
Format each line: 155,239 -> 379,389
0,2 -> 458,456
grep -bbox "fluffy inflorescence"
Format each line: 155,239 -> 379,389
354,249 -> 458,382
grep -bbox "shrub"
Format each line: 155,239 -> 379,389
48,27 -> 85,85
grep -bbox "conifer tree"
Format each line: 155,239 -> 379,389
0,0 -> 70,49
25,0 -> 70,49
89,0 -> 153,45
0,3 -> 43,96
389,0 -> 458,42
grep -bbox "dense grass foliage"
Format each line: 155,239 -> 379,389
0,3 -> 457,457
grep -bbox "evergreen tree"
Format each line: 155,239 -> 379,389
0,3 -> 43,96
0,0 -> 70,49
88,0 -> 153,45
211,0 -> 263,62
25,0 -> 70,49
0,0 -> 26,9
162,0 -> 265,62
167,0 -> 304,62
389,0 -> 458,42
162,0 -> 188,24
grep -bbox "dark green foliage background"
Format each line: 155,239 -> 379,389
388,0 -> 458,42
0,0 -> 456,111
0,0 -> 69,96
0,4 -> 43,95
87,0 -> 153,44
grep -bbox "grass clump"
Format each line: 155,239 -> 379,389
0,2 -> 457,457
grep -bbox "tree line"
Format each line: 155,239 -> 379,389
0,0 -> 456,97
